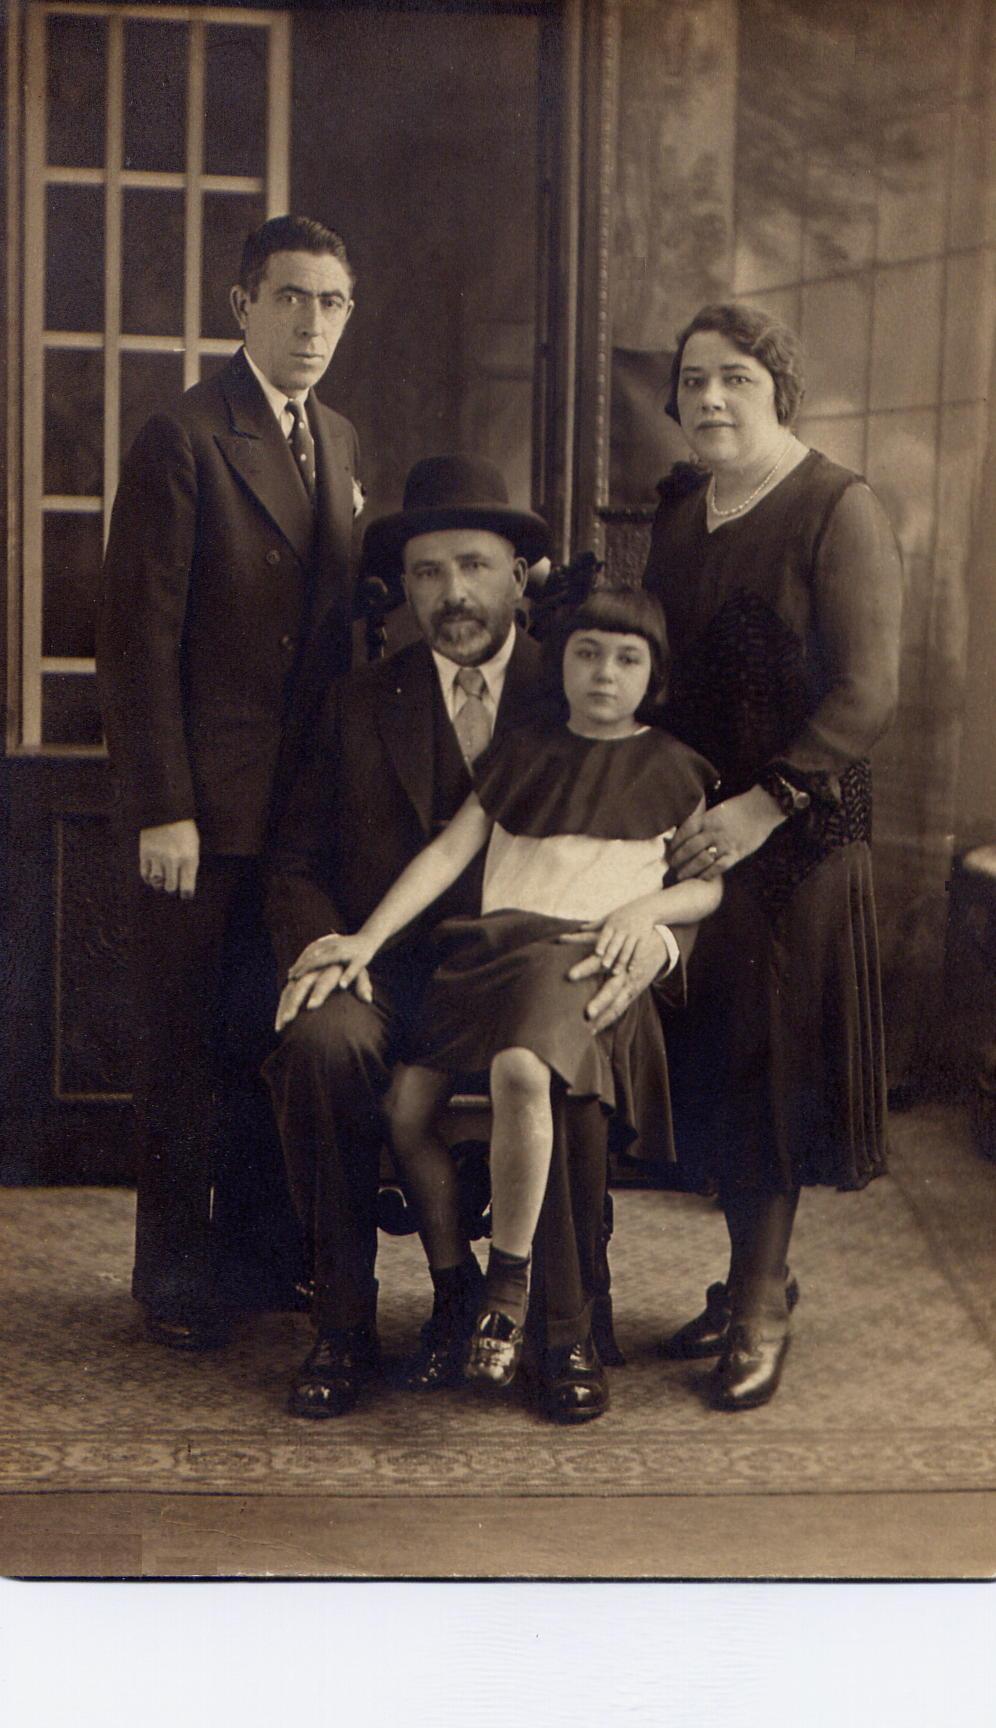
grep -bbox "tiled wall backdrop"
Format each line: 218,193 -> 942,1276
730,0 -> 995,1076
612,0 -> 995,1082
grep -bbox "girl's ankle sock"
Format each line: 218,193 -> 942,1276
483,1245 -> 531,1328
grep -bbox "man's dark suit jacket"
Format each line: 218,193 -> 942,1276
265,628 -> 553,981
98,348 -> 360,855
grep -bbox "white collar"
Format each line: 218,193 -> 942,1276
431,623 -> 517,705
242,346 -> 308,428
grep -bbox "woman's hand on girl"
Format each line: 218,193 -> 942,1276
668,786 -> 784,880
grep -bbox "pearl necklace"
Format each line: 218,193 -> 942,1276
707,440 -> 793,519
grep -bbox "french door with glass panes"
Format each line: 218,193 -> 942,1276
1,2 -> 291,1179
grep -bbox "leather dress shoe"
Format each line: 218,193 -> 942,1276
538,1334 -> 608,1424
659,1271 -> 800,1361
465,1311 -> 525,1387
145,1313 -> 231,1351
288,1325 -> 380,1419
713,1321 -> 791,1410
399,1260 -> 486,1392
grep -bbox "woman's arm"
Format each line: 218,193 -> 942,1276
782,481 -> 903,774
288,791 -> 493,988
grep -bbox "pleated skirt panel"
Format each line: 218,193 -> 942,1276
665,841 -> 888,1193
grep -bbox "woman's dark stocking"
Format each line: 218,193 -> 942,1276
722,1186 -> 800,1324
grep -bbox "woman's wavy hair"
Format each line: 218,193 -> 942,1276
549,582 -> 670,709
665,302 -> 805,427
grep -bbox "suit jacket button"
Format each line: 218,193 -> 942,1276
279,634 -> 295,651
265,549 -> 280,567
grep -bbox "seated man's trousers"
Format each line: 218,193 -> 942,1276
263,952 -> 606,1347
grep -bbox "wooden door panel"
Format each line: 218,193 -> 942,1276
1,757 -> 134,1183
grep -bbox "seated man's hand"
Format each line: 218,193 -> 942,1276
276,934 -> 374,1031
561,922 -> 673,1035
139,819 -> 200,899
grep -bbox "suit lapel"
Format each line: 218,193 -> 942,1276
311,403 -> 354,616
377,631 -> 543,838
495,629 -> 544,737
376,643 -> 436,835
215,352 -> 315,565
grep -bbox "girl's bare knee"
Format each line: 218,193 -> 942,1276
491,1046 -> 550,1100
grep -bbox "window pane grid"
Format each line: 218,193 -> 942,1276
19,1 -> 290,750
46,169 -> 266,192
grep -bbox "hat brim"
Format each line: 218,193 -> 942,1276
360,503 -> 551,583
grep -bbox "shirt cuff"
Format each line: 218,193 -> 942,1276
653,923 -> 680,978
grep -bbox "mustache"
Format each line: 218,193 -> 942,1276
433,606 -> 486,627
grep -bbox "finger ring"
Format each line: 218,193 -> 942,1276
706,844 -> 719,860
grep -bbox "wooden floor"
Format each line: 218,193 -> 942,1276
3,1488 -> 995,1579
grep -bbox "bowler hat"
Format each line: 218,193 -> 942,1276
360,454 -> 551,581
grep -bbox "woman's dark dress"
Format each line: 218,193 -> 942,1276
643,450 -> 903,1193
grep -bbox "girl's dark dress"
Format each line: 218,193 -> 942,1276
643,450 -> 903,1193
410,722 -> 714,1165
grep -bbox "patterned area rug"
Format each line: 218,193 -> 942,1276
1,1109 -> 994,1497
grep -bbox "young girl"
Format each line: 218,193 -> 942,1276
295,587 -> 720,1388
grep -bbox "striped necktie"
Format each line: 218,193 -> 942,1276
286,399 -> 316,501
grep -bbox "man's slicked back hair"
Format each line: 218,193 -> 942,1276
239,215 -> 355,300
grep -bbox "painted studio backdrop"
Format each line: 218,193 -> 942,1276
1,0 -> 994,1180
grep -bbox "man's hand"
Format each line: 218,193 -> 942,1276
562,924 -> 672,1035
275,933 -> 374,1032
139,819 -> 200,899
668,786 -> 783,881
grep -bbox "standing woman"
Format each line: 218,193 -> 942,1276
644,302 -> 903,1408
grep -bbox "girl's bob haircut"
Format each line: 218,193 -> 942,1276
555,583 -> 670,706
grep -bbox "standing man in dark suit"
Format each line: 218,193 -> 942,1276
264,456 -> 680,1423
97,215 -> 362,1350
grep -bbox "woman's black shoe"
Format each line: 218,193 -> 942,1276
659,1281 -> 731,1360
713,1321 -> 791,1410
659,1271 -> 800,1360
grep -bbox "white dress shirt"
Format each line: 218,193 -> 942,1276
242,346 -> 308,440
430,623 -> 517,743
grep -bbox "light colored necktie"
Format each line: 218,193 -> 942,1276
286,399 -> 316,501
453,665 -> 491,767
